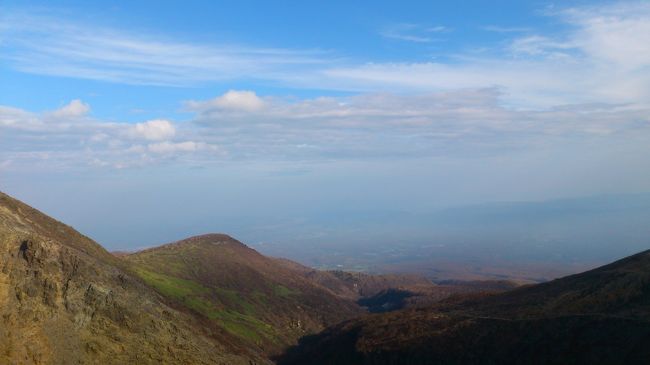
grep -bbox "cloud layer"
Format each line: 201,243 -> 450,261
0,2 -> 649,178
0,101 -> 220,171
2,87 -> 648,172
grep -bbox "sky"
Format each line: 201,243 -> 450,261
1,0 -> 649,256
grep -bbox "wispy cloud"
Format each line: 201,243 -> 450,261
380,23 -> 450,43
0,12 -> 328,86
482,25 -> 532,33
2,3 -> 649,109
508,35 -> 575,57
314,2 -> 650,108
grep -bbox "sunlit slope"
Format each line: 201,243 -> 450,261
0,191 -> 265,365
125,234 -> 363,353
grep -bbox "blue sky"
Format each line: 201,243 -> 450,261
1,0 -> 649,253
1,0 -> 601,119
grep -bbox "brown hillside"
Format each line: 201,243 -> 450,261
278,249 -> 650,365
0,192 -> 266,365
124,234 -> 364,355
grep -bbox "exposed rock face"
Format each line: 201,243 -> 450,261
0,192 -> 266,365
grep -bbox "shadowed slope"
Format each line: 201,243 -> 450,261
278,249 -> 650,365
278,258 -> 517,312
455,249 -> 650,318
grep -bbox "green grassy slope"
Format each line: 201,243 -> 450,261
125,234 -> 363,354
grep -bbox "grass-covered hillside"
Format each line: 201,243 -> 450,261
124,234 -> 363,354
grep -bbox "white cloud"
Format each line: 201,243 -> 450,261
187,89 -> 650,160
509,36 -> 575,57
130,119 -> 176,141
0,106 -> 35,128
2,85 -> 650,173
427,26 -> 449,33
1,2 -> 649,176
0,12 -> 325,86
0,105 -> 220,171
187,90 -> 265,112
147,141 -> 220,154
316,61 -> 586,107
563,2 -> 650,70
302,2 -> 650,109
380,23 -> 449,43
51,99 -> 90,118
1,101 -> 97,132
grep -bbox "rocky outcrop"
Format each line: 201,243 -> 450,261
0,192 -> 268,365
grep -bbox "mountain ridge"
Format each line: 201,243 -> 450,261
0,191 -> 268,364
5,189 -> 646,364
277,247 -> 650,364
123,232 -> 364,355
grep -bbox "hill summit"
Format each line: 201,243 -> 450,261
0,192 -> 265,364
124,232 -> 363,354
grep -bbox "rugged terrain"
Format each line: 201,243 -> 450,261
277,258 -> 517,312
123,234 -> 363,354
276,258 -> 436,299
0,192 -> 265,364
278,249 -> 650,364
1,190 -> 458,364
6,188 -> 636,365
4,190 -> 469,364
